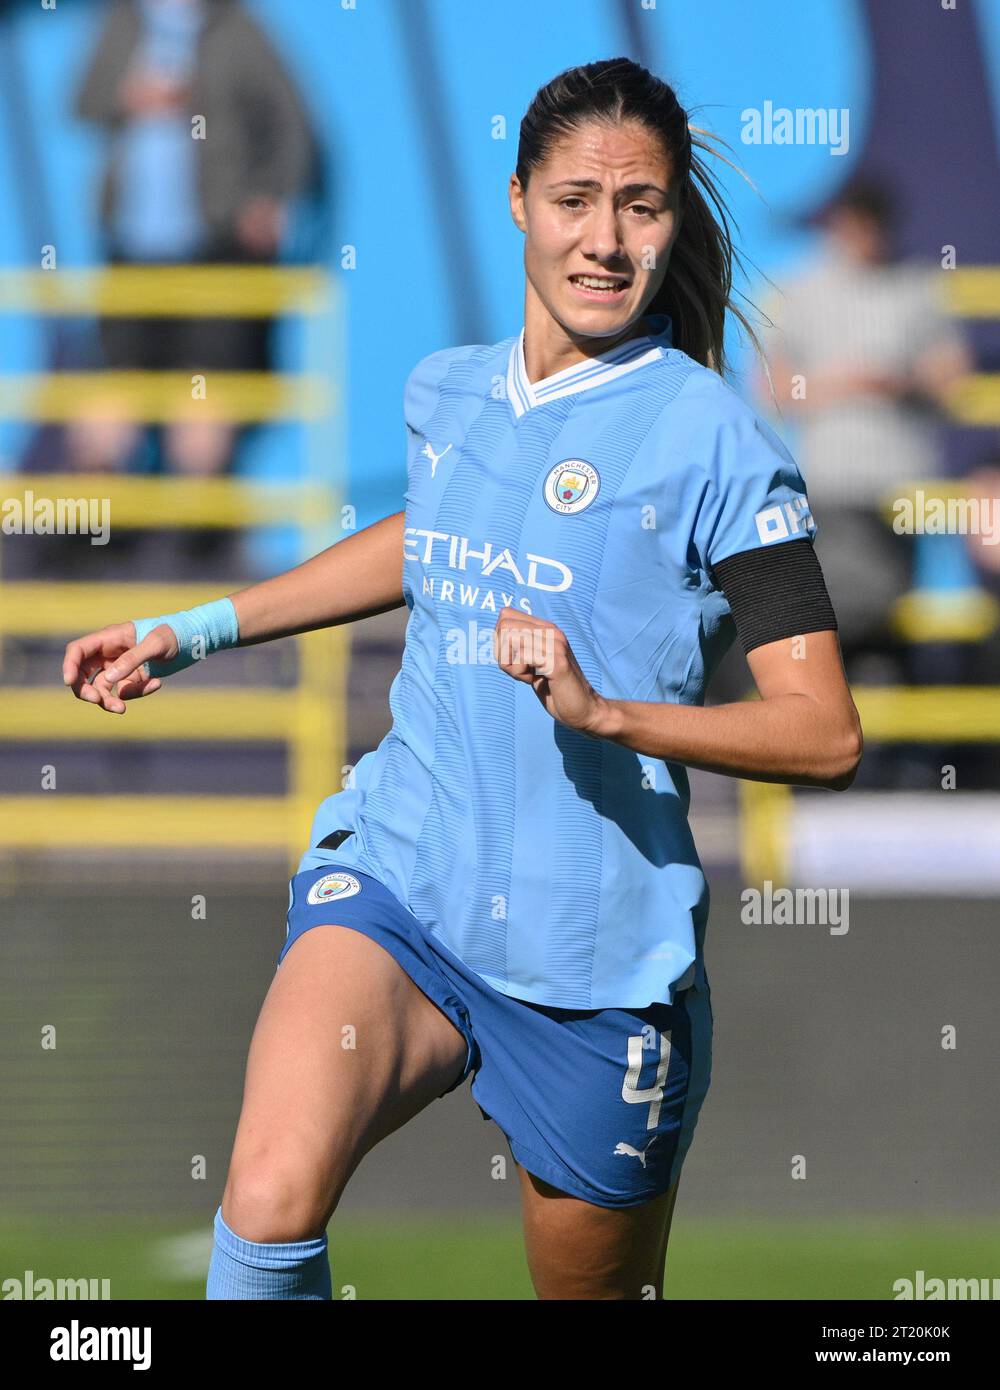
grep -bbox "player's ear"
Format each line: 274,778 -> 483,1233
509,173 -> 527,232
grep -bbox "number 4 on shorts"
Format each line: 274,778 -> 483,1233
621,1030 -> 672,1130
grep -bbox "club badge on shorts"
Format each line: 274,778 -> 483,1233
306,872 -> 362,906
544,459 -> 600,514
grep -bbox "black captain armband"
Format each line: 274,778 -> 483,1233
711,539 -> 839,656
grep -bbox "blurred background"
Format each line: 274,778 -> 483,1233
1,0 -> 998,1300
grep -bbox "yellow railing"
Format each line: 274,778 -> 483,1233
739,684 -> 1000,882
0,265 -> 332,316
0,476 -> 332,531
943,266 -> 1000,318
742,225 -> 1000,875
0,533 -> 346,869
0,265 -> 345,868
0,372 -> 332,423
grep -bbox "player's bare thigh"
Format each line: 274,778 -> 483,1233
517,1164 -> 681,1300
221,924 -> 469,1242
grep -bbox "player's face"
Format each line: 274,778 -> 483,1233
510,119 -> 682,343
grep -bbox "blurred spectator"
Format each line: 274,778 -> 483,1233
755,176 -> 973,677
69,0 -> 317,476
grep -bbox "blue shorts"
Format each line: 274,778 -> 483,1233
281,863 -> 713,1209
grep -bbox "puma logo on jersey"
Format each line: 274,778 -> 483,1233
421,440 -> 453,477
613,1137 -> 658,1168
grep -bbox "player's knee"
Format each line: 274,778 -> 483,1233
223,1149 -> 339,1244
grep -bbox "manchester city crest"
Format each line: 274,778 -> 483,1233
306,872 -> 362,905
543,459 -> 600,514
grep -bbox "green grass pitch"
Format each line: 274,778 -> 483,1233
2,1217 -> 997,1300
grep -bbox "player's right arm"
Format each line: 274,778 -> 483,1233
230,508 -> 406,644
62,510 -> 406,714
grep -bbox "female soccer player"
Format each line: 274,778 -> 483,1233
62,58 -> 862,1300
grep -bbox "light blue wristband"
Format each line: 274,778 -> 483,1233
132,597 -> 240,677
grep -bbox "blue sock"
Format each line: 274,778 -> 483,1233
205,1206 -> 332,1300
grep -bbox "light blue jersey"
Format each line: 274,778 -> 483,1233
302,314 -> 817,1009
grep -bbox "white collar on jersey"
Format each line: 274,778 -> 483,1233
505,313 -> 673,418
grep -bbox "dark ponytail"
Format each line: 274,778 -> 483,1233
515,57 -> 763,378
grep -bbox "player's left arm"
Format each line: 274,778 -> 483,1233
600,626 -> 861,789
494,609 -> 861,791
495,389 -> 863,790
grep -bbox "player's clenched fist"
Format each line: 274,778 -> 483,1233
493,606 -> 607,736
62,621 -> 177,715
